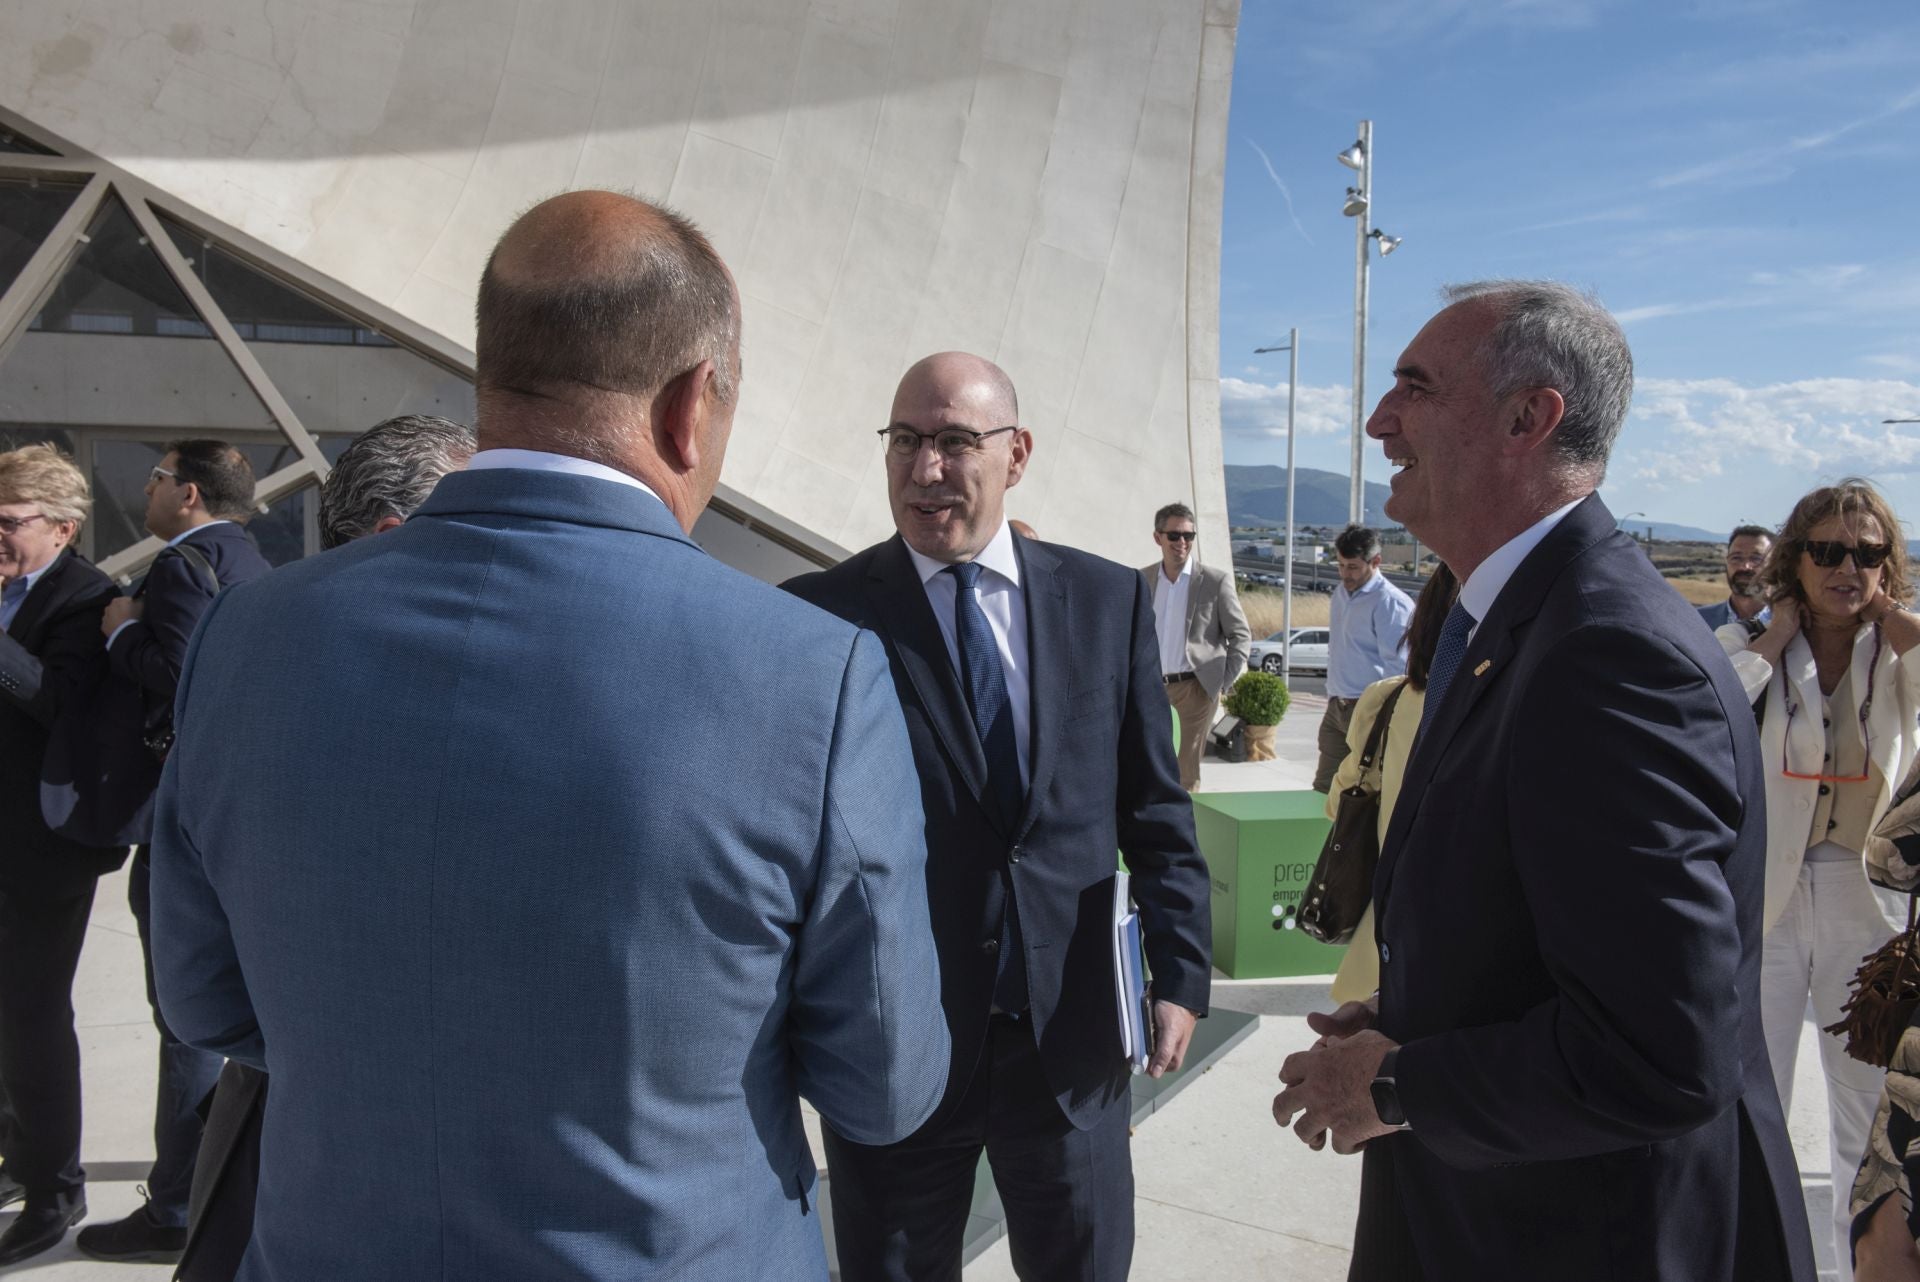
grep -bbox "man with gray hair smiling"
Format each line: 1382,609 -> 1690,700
316,414 -> 477,550
1272,280 -> 1814,1280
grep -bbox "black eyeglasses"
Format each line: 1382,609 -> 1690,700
1804,540 -> 1892,569
1158,530 -> 1197,542
878,426 -> 1017,458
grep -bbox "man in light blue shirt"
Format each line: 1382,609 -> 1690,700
1695,524 -> 1773,632
1314,524 -> 1414,791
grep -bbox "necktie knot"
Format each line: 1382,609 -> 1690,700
1,579 -> 24,604
948,561 -> 984,591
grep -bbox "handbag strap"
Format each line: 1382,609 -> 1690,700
1357,679 -> 1410,776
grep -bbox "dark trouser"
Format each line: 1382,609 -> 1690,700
1350,1138 -> 1424,1281
0,877 -> 97,1200
1314,696 -> 1359,793
130,847 -> 223,1228
824,1013 -> 1134,1282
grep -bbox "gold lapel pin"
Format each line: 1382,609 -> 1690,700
1473,660 -> 1491,677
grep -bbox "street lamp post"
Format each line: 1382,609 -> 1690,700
1255,331 -> 1299,683
1337,122 -> 1401,527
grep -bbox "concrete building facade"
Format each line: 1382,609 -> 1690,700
0,0 -> 1240,575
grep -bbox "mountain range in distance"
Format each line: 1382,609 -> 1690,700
1222,465 -> 1831,546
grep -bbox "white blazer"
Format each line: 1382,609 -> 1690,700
1718,621 -> 1920,929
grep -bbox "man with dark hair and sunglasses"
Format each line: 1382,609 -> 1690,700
74,440 -> 271,1265
1140,501 -> 1248,790
1698,523 -> 1775,631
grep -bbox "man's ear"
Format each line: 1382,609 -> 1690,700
1503,387 -> 1566,454
180,481 -> 203,513
371,514 -> 406,536
1004,427 -> 1033,489
654,360 -> 717,475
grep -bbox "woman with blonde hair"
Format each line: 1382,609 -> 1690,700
1719,477 -> 1920,1279
0,443 -> 127,1266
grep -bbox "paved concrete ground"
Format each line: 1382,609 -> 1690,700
25,692 -> 1845,1280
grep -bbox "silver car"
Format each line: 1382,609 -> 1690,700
1246,628 -> 1330,677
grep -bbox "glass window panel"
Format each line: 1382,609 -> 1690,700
0,196 -> 277,489
0,132 -> 57,155
0,178 -> 81,298
88,438 -> 308,566
160,215 -> 476,437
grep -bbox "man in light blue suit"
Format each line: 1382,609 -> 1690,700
148,192 -> 948,1281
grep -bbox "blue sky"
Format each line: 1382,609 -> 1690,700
1220,0 -> 1920,537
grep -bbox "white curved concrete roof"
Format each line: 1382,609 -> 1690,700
0,0 -> 1239,564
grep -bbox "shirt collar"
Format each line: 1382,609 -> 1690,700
167,519 -> 233,548
4,557 -> 53,599
1158,556 -> 1194,584
466,448 -> 665,505
1458,498 -> 1584,625
904,521 -> 1023,590
1339,571 -> 1384,600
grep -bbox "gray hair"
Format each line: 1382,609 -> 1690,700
318,415 -> 477,549
1441,279 -> 1634,470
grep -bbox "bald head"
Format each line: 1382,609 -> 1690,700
891,351 -> 1019,427
477,190 -> 740,420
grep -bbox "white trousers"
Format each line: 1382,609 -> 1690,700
1760,860 -> 1899,1282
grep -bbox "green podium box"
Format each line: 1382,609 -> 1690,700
1193,790 -> 1348,979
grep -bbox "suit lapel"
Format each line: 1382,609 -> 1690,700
865,537 -> 995,822
8,549 -> 72,643
1375,495 -> 1617,908
1015,537 -> 1066,840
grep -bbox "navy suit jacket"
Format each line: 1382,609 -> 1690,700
786,534 -> 1211,1129
151,469 -> 948,1281
1361,495 -> 1814,1281
0,548 -> 126,891
44,520 -> 276,847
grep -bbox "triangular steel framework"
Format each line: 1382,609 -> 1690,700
0,103 -> 843,581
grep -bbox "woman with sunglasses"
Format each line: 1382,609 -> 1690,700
1717,477 -> 1920,1279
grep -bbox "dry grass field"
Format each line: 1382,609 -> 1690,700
1236,575 -> 1726,639
1240,587 -> 1328,638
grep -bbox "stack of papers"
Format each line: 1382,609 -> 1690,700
1112,871 -> 1153,1074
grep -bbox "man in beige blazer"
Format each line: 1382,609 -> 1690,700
1141,502 -> 1250,789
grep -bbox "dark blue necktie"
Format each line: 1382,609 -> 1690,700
1417,601 -> 1477,745
948,561 -> 1028,1012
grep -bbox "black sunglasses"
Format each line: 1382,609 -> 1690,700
1158,530 -> 1196,542
1804,540 -> 1892,569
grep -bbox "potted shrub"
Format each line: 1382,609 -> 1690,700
1223,671 -> 1290,762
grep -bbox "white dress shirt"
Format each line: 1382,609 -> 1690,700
0,557 -> 56,630
1151,558 -> 1194,678
1458,498 -> 1584,642
903,522 -> 1032,783
466,448 -> 666,507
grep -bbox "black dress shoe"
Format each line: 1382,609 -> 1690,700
0,1193 -> 87,1266
75,1203 -> 188,1264
0,1166 -> 24,1210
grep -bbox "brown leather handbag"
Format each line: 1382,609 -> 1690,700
1299,680 -> 1407,946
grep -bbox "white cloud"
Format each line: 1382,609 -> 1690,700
1629,377 -> 1920,486
1244,139 -> 1314,245
1219,378 -> 1353,439
1652,83 -> 1920,190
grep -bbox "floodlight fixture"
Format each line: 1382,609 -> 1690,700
1372,230 -> 1402,256
1342,187 -> 1368,217
1337,142 -> 1365,170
